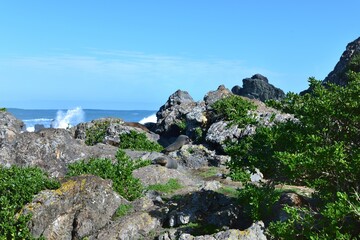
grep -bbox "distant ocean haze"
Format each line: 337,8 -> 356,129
7,107 -> 157,132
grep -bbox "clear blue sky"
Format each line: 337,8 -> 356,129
0,1 -> 359,110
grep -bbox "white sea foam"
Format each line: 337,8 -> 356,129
26,126 -> 35,132
139,113 -> 157,124
52,107 -> 85,129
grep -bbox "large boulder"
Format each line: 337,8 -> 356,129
0,111 -> 25,166
21,175 -> 125,239
0,128 -> 118,177
232,74 -> 285,102
323,37 -> 360,86
155,90 -> 197,138
73,117 -> 159,146
204,85 -> 233,107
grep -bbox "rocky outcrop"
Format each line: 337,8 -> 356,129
73,117 -> 160,146
232,74 -> 285,102
161,221 -> 267,240
323,37 -> 360,86
21,175 -> 125,239
204,85 -> 233,107
155,90 -> 197,138
0,128 -> 118,178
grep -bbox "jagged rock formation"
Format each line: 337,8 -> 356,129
323,37 -> 360,86
232,74 -> 285,102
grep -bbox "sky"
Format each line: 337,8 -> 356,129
0,1 -> 359,110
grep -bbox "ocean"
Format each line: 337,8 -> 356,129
7,107 -> 157,132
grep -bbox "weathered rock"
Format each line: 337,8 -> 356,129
172,144 -> 226,168
90,211 -> 162,240
164,190 -> 243,229
176,221 -> 267,240
204,85 -> 233,107
0,111 -> 25,167
323,37 -> 360,86
205,121 -> 256,152
73,117 -> 159,146
155,90 -> 197,137
21,175 -> 125,239
0,127 -> 118,177
133,165 -> 199,188
232,74 -> 285,102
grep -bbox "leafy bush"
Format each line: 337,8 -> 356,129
268,191 -> 360,239
237,183 -> 281,222
119,130 -> 164,152
85,121 -> 110,146
227,72 -> 360,238
0,107 -> 6,112
0,166 -> 60,239
66,149 -> 150,201
147,178 -> 183,194
211,95 -> 257,127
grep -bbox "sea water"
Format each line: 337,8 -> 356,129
7,107 -> 157,132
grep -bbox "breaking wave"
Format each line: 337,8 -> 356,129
52,107 -> 85,129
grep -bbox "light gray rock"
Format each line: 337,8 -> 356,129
21,175 -> 125,240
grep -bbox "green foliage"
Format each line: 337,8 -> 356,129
113,204 -> 133,219
146,178 -> 183,194
119,130 -> 163,152
67,149 -> 150,201
211,95 -> 257,127
227,73 -> 360,238
269,191 -> 360,239
0,108 -> 6,112
348,53 -> 360,72
237,183 -> 281,222
0,166 -> 60,239
85,121 -> 110,146
176,120 -> 187,134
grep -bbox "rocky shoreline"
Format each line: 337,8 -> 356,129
1,37 -> 359,239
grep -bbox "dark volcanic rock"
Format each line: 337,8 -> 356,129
323,37 -> 360,86
232,74 -> 285,102
154,90 -> 197,137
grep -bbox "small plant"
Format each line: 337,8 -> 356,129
194,127 -> 204,143
237,183 -> 281,222
216,186 -> 239,198
85,121 -> 110,146
0,107 -> 6,112
67,149 -> 150,201
147,178 -> 183,194
119,130 -> 164,152
176,120 -> 187,134
211,95 -> 257,128
113,204 -> 133,219
0,165 -> 60,239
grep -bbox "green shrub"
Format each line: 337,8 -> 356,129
0,108 -> 6,112
211,95 -> 257,127
147,178 -> 183,194
0,166 -> 60,239
66,149 -> 150,201
227,72 -> 360,238
119,130 -> 163,152
85,121 -> 110,146
237,183 -> 281,222
268,191 -> 360,239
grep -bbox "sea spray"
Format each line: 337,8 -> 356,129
52,107 -> 85,129
139,113 -> 157,124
